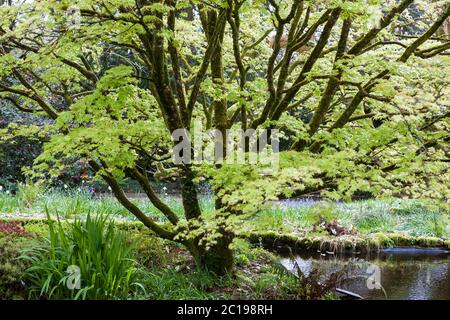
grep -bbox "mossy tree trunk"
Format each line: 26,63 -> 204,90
186,229 -> 234,276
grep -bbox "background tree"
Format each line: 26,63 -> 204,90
0,0 -> 449,274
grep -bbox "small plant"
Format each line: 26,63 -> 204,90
0,236 -> 33,299
431,212 -> 446,238
56,190 -> 91,218
390,201 -> 430,216
21,211 -> 143,300
17,180 -> 45,207
0,221 -> 28,237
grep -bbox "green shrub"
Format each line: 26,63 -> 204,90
0,235 -> 33,299
354,209 -> 393,233
17,181 -> 45,207
21,212 -> 143,300
0,192 -> 21,213
132,234 -> 170,269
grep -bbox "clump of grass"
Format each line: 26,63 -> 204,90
17,181 -> 45,208
41,190 -> 131,218
353,208 -> 394,233
0,193 -> 22,214
139,269 -> 233,300
304,203 -> 338,224
43,190 -> 91,218
398,204 -> 448,237
252,209 -> 286,232
21,212 -> 143,300
334,199 -> 448,237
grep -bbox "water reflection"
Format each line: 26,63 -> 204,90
280,248 -> 450,300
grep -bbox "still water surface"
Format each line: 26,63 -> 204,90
280,248 -> 450,300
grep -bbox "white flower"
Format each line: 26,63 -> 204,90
163,186 -> 167,191
64,184 -> 68,189
108,186 -> 112,191
0,185 -> 3,191
6,190 -> 10,195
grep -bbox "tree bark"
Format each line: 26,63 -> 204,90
187,228 -> 234,275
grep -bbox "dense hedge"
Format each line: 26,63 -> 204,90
0,233 -> 32,299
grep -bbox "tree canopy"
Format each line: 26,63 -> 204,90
0,0 -> 449,274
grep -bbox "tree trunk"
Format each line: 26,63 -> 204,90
186,229 -> 234,276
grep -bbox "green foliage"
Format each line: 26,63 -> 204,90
0,192 -> 21,213
139,269 -> 233,300
0,188 -> 185,221
250,210 -> 286,232
304,203 -> 339,225
17,181 -> 45,207
350,199 -> 449,237
1,189 -> 448,239
33,66 -> 170,181
0,235 -> 33,299
244,198 -> 449,238
0,0 -> 449,276
22,222 -> 49,238
231,238 -> 277,268
21,213 -> 143,300
46,190 -> 91,218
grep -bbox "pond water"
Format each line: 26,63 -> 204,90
279,248 -> 450,300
